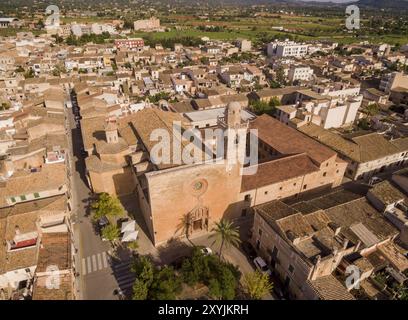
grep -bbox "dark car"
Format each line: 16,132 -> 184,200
98,216 -> 109,231
241,241 -> 257,260
80,148 -> 88,157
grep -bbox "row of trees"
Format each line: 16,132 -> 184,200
249,97 -> 281,116
66,32 -> 111,46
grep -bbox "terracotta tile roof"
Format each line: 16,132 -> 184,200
368,181 -> 405,206
307,275 -> 355,300
241,153 -> 320,192
251,115 -> 337,165
0,163 -> 66,208
377,241 -> 408,272
32,273 -> 73,300
36,232 -> 71,272
299,123 -> 408,163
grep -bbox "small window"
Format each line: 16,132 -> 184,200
259,228 -> 263,236
323,172 -> 327,177
279,186 -> 283,191
288,265 -> 294,273
244,194 -> 251,202
293,182 -> 297,186
303,184 -> 307,190
264,191 -> 268,195
34,192 -> 40,198
20,195 -> 26,201
336,170 -> 339,173
10,197 -> 16,203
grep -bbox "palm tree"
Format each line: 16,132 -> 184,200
210,219 -> 241,259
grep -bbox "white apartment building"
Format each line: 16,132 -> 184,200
380,72 -> 408,94
267,40 -> 309,58
288,65 -> 314,83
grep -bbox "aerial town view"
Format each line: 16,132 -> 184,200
0,0 -> 408,309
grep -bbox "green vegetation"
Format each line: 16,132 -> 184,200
249,97 -> 281,116
210,219 -> 241,259
91,192 -> 125,224
66,32 -> 111,45
132,247 -> 241,300
242,271 -> 273,300
24,69 -> 35,79
131,256 -> 182,300
364,103 -> 380,117
101,225 -> 120,244
181,247 -> 241,300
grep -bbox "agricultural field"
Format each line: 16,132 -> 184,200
130,13 -> 408,46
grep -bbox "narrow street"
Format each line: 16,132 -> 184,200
65,92 -> 124,300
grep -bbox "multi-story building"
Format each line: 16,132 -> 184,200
83,101 -> 346,246
133,17 -> 160,31
299,123 -> 408,180
267,40 -> 309,58
380,72 -> 408,94
251,187 -> 406,300
114,38 -> 144,51
288,65 -> 314,83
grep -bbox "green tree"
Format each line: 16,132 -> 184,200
210,219 -> 241,259
91,192 -> 125,224
127,241 -> 139,252
181,247 -> 205,286
101,225 -> 120,243
24,68 -> 35,79
365,103 -> 380,116
242,271 -> 273,300
132,279 -> 149,300
149,266 -> 182,300
249,100 -> 276,116
131,256 -> 154,286
275,66 -> 286,86
208,278 -> 222,299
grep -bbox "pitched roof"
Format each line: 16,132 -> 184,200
307,275 -> 355,300
241,153 -> 319,192
251,115 -> 337,165
299,123 -> 408,163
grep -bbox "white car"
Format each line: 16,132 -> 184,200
369,176 -> 382,186
253,257 -> 272,276
201,247 -> 213,256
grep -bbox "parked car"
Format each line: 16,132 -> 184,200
200,247 -> 213,256
369,176 -> 382,186
98,216 -> 109,231
241,241 -> 257,260
253,257 -> 272,276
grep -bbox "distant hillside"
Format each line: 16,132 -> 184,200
356,0 -> 408,9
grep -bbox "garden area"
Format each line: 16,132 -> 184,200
130,246 -> 272,300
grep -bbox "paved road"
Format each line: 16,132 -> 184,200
65,93 -> 124,300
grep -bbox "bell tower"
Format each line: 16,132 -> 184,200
105,120 -> 119,144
